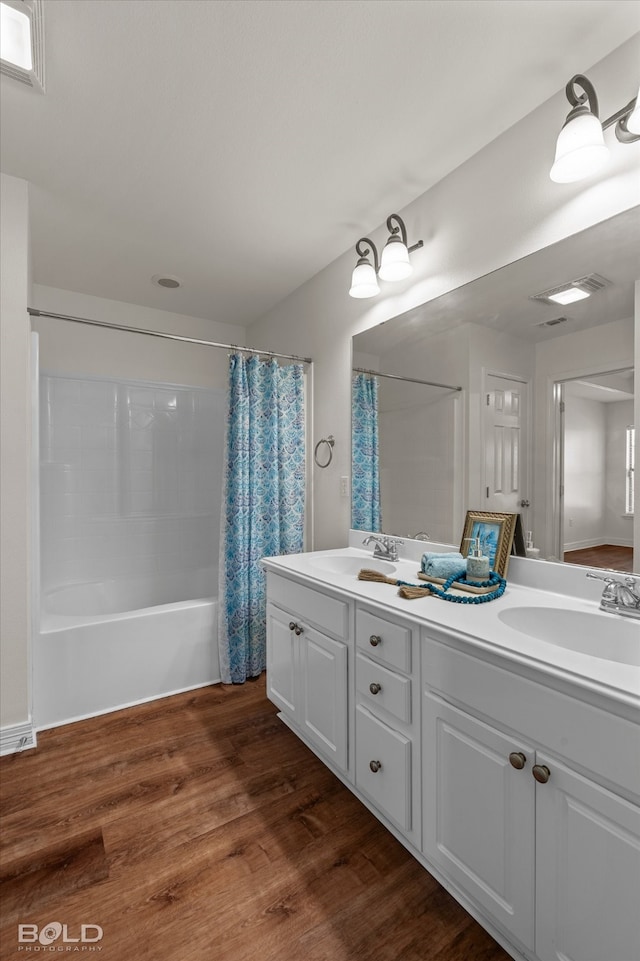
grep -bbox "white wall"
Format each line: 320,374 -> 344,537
1,173 -> 31,730
247,36 -> 640,550
31,284 -> 245,388
563,394 -> 606,551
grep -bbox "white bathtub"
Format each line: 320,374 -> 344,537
34,568 -> 220,730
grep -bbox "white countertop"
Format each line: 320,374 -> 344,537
262,546 -> 640,715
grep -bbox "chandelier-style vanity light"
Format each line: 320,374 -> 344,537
349,214 -> 423,299
550,74 -> 639,183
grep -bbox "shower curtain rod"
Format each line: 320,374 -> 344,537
353,366 -> 462,392
28,308 -> 313,365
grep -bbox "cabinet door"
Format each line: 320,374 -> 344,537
266,603 -> 299,719
422,693 -> 535,950
301,627 -> 348,772
355,705 -> 412,831
535,752 -> 640,961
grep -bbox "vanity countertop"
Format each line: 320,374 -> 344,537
262,547 -> 640,715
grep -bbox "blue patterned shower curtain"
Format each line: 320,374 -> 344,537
351,372 -> 382,532
219,354 -> 305,683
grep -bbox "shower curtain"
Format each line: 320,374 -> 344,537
219,354 -> 305,683
351,372 -> 382,532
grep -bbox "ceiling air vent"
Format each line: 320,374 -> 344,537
530,273 -> 611,306
534,316 -> 568,328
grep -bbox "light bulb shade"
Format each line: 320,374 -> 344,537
349,259 -> 380,298
626,87 -> 640,135
379,238 -> 412,281
550,108 -> 608,183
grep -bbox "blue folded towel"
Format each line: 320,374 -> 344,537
421,551 -> 467,579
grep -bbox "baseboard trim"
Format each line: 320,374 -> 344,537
0,720 -> 37,757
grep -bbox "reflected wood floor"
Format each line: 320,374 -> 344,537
564,544 -> 633,572
0,679 -> 510,961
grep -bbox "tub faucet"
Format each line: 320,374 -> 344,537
362,534 -> 404,562
586,572 -> 640,620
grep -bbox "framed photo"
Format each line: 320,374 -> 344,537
459,511 -> 518,578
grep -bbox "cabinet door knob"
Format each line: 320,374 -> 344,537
509,752 -> 527,770
294,625 -> 303,636
289,621 -> 296,631
532,764 -> 551,784
369,634 -> 381,647
369,760 -> 382,773
369,682 -> 382,695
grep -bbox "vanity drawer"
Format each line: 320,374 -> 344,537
267,572 -> 349,640
356,608 -> 411,674
355,705 -> 411,831
356,653 -> 411,724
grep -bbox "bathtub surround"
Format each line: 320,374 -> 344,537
39,373 -> 225,594
219,355 -> 306,684
35,371 -> 226,729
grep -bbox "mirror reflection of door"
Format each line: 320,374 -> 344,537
558,368 -> 634,573
484,373 -> 529,526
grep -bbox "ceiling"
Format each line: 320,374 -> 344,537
1,1 -> 638,328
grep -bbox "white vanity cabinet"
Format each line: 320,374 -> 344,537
354,606 -> 420,845
422,631 -> 640,961
264,555 -> 640,961
266,572 -> 350,773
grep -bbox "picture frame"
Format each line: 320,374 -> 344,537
459,511 -> 518,578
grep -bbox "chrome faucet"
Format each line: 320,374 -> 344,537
362,534 -> 404,562
586,572 -> 640,620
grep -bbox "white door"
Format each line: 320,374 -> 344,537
266,603 -> 299,720
301,627 -> 348,772
484,373 -> 529,526
422,694 -> 535,950
535,752 -> 640,961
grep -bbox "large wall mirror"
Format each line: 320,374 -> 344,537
352,207 -> 639,575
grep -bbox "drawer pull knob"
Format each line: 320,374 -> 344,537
289,621 -> 296,631
369,682 -> 382,695
532,764 -> 551,784
509,752 -> 526,770
369,634 -> 381,647
369,760 -> 382,773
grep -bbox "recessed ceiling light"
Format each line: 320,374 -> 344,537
0,0 -> 44,91
547,287 -> 590,306
530,273 -> 611,307
151,275 -> 182,289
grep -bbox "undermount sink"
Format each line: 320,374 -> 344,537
307,554 -> 397,576
498,607 -> 640,666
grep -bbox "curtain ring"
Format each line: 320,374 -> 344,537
314,435 -> 335,468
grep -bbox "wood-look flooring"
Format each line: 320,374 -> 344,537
564,544 -> 633,573
0,679 -> 510,961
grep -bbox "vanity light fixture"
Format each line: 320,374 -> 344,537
0,0 -> 45,91
550,74 -> 639,183
349,214 -> 423,299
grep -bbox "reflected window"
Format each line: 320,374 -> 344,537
625,425 -> 635,515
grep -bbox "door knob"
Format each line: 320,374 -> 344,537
369,760 -> 382,773
509,752 -> 526,770
532,764 -> 551,784
520,499 -> 531,508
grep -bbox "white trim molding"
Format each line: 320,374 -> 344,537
0,720 -> 37,757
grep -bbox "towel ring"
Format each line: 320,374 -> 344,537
314,435 -> 335,468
